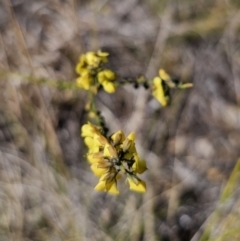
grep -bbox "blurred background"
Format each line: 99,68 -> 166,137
0,0 -> 240,240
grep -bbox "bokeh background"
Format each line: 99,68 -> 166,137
1,0 -> 240,240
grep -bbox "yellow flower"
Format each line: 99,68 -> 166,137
91,163 -> 107,176
110,130 -> 125,146
75,51 -> 116,92
159,69 -> 176,88
126,132 -> 135,141
81,125 -> 147,194
122,132 -> 136,154
75,55 -> 87,75
85,52 -> 99,67
84,136 -> 96,149
81,122 -> 109,151
81,122 -> 101,138
98,69 -> 117,93
87,151 -> 103,164
132,153 -> 147,174
93,134 -> 109,147
94,172 -> 120,195
152,76 -> 169,107
159,69 -> 171,81
95,180 -> 119,195
85,51 -> 109,67
97,50 -> 109,61
76,69 -> 93,90
103,144 -> 118,159
127,177 -> 146,193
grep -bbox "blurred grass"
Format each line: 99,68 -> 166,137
199,159 -> 240,241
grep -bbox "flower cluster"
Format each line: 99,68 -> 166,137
81,122 -> 147,195
75,50 -> 117,93
152,69 -> 193,107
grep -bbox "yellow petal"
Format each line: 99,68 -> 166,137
94,135 -> 109,146
111,130 -> 125,145
104,69 -> 116,80
87,152 -> 102,164
122,139 -> 131,153
159,69 -> 171,81
97,50 -> 109,57
94,181 -> 106,191
102,81 -> 116,93
126,132 -> 135,141
91,163 -> 107,176
81,123 -> 100,137
84,137 -> 94,148
87,145 -> 99,154
94,180 -> 119,195
132,154 -> 147,174
97,69 -> 117,93
75,63 -> 83,75
76,71 -> 94,90
75,56 -> 87,74
103,145 -> 117,158
97,71 -> 105,84
85,52 -> 98,66
97,51 -> 109,64
152,77 -> 168,107
107,182 -> 119,195
128,178 -> 146,193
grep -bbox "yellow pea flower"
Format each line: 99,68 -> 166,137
103,82 -> 116,93
85,52 -> 100,67
75,55 -> 87,75
85,51 -> 109,67
85,135 -> 109,154
110,130 -> 125,145
76,69 -> 93,90
82,126 -> 147,194
152,76 -> 169,107
98,69 -> 117,93
82,122 -> 108,150
81,122 -> 101,138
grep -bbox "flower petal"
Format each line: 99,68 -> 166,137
91,163 -> 107,176
127,178 -> 146,193
132,154 -> 147,174
94,181 -> 106,191
152,77 -> 168,107
102,81 -> 116,93
111,130 -> 125,145
159,69 -> 171,81
107,182 -> 119,195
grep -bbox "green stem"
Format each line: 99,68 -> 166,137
87,91 -> 108,136
0,70 -> 79,90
